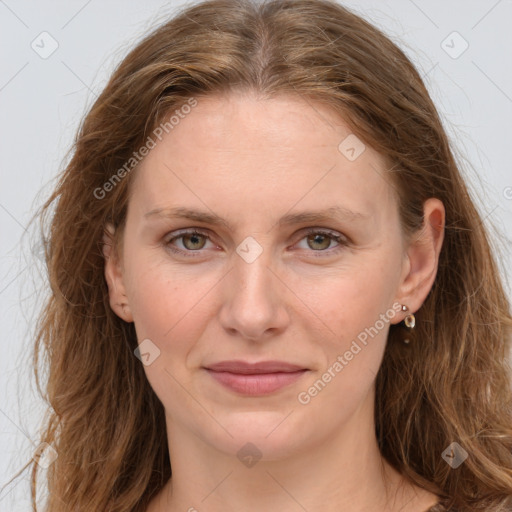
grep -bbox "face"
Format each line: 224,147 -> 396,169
105,91 -> 419,460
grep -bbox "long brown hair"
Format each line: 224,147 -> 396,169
7,0 -> 512,510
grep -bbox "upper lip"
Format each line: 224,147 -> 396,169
204,360 -> 307,374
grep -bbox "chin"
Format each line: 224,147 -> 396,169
203,410 -> 312,461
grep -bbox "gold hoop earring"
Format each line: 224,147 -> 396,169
401,304 -> 416,344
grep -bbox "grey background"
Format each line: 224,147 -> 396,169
1,0 -> 511,509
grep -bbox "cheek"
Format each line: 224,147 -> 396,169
124,256 -> 219,360
294,276 -> 391,417
291,264 -> 395,387
128,271 -> 180,338
293,262 -> 394,336
124,260 -> 217,408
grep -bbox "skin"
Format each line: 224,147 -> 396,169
103,90 -> 445,512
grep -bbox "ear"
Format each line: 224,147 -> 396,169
392,197 -> 445,323
102,223 -> 134,323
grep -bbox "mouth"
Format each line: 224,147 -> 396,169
203,360 -> 309,395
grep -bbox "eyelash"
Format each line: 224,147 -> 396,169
164,228 -> 348,258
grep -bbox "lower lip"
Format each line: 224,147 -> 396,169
205,369 -> 308,395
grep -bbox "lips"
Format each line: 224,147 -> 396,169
203,360 -> 309,395
205,360 -> 307,374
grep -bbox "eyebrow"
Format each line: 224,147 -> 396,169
144,206 -> 371,230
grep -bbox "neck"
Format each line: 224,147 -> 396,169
151,389 -> 436,512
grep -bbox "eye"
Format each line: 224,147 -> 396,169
163,227 -> 349,258
164,229 -> 215,256
295,228 -> 348,255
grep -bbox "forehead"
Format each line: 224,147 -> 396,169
129,91 -> 397,225
147,91 -> 363,155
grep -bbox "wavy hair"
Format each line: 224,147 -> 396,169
6,0 -> 512,510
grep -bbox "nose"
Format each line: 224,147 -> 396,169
218,247 -> 290,341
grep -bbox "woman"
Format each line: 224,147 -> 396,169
14,0 -> 512,510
